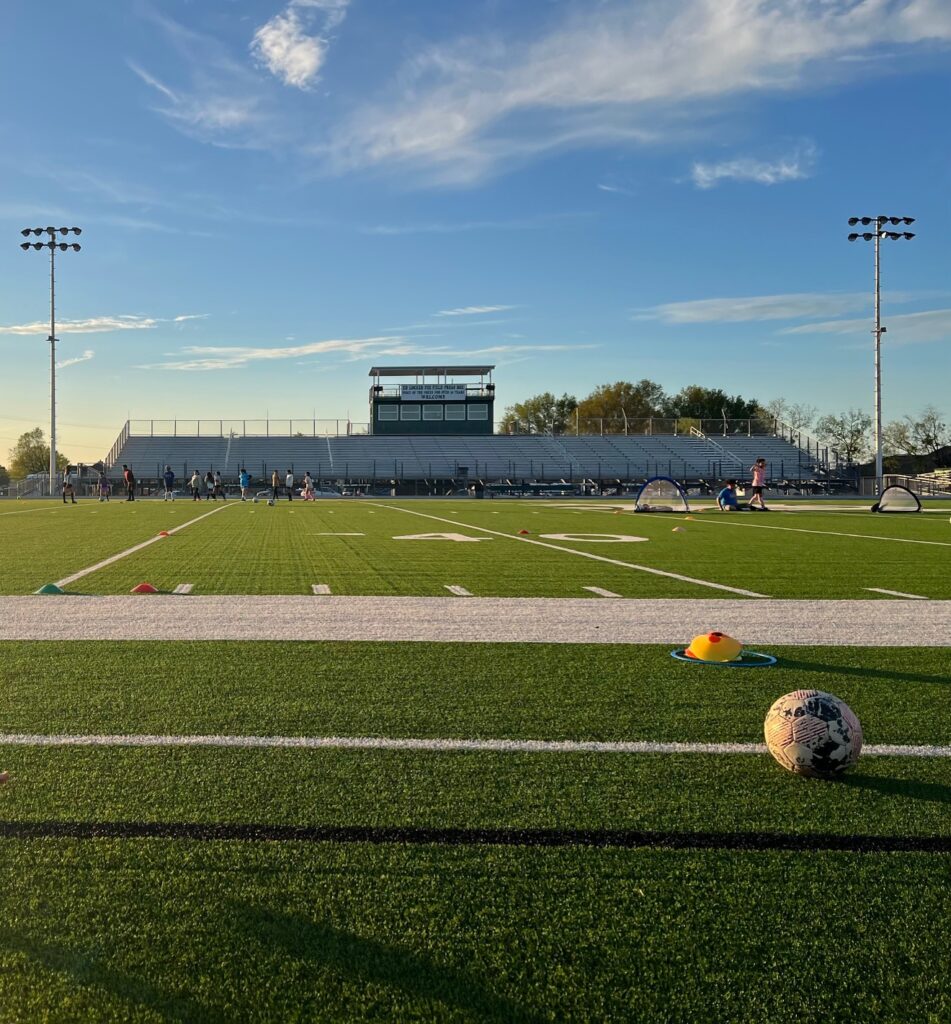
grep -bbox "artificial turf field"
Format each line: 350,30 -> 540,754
0,497 -> 949,1021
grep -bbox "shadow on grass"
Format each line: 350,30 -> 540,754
773,658 -> 950,687
235,904 -> 544,1023
0,927 -> 226,1023
838,773 -> 951,805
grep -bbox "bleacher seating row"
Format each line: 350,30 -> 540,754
105,432 -> 822,483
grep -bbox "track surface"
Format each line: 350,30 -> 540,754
2,595 -> 949,643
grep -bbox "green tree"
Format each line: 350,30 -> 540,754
815,409 -> 872,464
662,386 -> 761,420
8,428 -> 69,479
498,392 -> 578,435
575,380 -> 667,433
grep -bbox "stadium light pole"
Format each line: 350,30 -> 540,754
19,226 -> 82,495
847,215 -> 914,492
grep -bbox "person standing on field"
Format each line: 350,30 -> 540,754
749,458 -> 770,512
214,470 -> 223,500
285,469 -> 294,501
122,464 -> 136,501
163,465 -> 176,501
190,470 -> 202,501
204,468 -> 215,500
239,467 -> 251,501
271,469 -> 281,501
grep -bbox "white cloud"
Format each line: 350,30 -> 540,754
597,183 -> 634,196
139,336 -> 592,371
328,1 -> 951,183
435,305 -> 516,317
251,0 -> 350,89
781,309 -> 951,346
691,142 -> 818,189
639,292 -> 878,324
55,349 -> 94,370
0,314 -> 206,335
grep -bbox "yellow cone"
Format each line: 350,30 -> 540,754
685,631 -> 742,662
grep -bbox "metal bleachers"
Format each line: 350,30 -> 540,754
106,427 -> 820,485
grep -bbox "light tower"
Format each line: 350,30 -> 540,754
847,215 -> 914,491
19,226 -> 82,495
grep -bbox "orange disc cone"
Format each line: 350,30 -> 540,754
130,582 -> 158,594
158,530 -> 170,537
518,529 -> 530,535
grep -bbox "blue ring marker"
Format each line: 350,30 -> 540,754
670,649 -> 777,668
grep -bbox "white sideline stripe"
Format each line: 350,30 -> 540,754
584,587 -> 621,598
313,532 -> 365,536
0,505 -> 96,517
444,585 -> 472,596
53,504 -> 232,588
0,732 -> 946,758
172,584 -> 193,595
311,584 -> 332,595
693,516 -> 951,548
864,588 -> 929,600
369,503 -> 767,598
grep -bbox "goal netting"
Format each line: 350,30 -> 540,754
633,476 -> 690,513
872,485 -> 921,513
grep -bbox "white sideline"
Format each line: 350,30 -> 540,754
584,587 -> 621,598
2,596 -> 949,644
311,584 -> 332,595
53,504 -> 232,588
369,503 -> 767,598
444,585 -> 472,596
0,732 -> 947,758
691,516 -> 951,548
172,584 -> 193,595
864,588 -> 928,600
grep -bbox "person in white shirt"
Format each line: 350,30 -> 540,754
285,469 -> 294,501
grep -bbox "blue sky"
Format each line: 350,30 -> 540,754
1,0 -> 950,460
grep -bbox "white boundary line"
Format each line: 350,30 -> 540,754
369,503 -> 767,598
0,504 -> 97,517
312,584 -> 332,595
444,585 -> 472,596
584,587 -> 621,598
864,588 -> 928,600
0,732 -> 946,758
172,584 -> 194,595
53,504 -> 232,588
691,516 -> 951,548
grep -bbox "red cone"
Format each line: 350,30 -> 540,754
130,582 -> 158,594
158,530 -> 170,537
518,529 -> 530,535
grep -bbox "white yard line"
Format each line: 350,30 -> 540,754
369,503 -> 767,598
312,533 -> 365,536
444,585 -> 473,596
864,588 -> 928,600
691,516 -> 951,548
53,504 -> 233,588
311,584 -> 332,595
584,587 -> 621,598
3,596 -> 949,644
0,504 -> 97,517
172,584 -> 193,595
0,732 -> 946,758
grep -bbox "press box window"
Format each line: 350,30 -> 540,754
467,404 -> 488,420
400,404 -> 421,421
377,405 -> 398,421
422,404 -> 444,421
444,405 -> 466,421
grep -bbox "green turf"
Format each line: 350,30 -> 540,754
2,498 -> 950,598
0,642 -> 948,744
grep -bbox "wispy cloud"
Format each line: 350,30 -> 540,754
251,0 -> 350,89
435,305 -> 516,317
56,349 -> 94,370
597,183 -> 634,196
637,292 -> 918,324
781,309 -> 951,346
691,141 -> 818,189
0,314 -> 206,335
140,336 -> 592,371
327,1 -> 951,183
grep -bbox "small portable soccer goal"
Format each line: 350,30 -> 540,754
871,484 -> 921,513
633,476 -> 690,513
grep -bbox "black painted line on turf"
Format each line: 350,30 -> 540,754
0,821 -> 947,853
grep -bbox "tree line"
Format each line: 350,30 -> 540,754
497,381 -> 950,469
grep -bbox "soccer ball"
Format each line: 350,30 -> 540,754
252,497 -> 258,504
267,499 -> 275,506
764,690 -> 862,778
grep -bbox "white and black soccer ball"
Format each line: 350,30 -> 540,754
252,497 -> 258,504
267,498 -> 275,506
764,689 -> 862,779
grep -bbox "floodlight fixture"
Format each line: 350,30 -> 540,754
848,217 -> 859,225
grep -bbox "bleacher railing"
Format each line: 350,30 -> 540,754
124,419 -> 371,439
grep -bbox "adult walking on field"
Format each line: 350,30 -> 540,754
749,458 -> 770,511
122,464 -> 136,502
190,470 -> 202,502
285,468 -> 294,501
